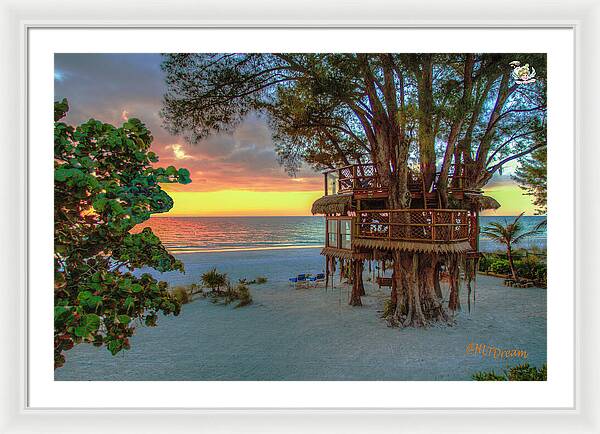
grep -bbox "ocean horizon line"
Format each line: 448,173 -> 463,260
169,245 -> 323,254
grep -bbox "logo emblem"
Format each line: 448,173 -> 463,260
509,61 -> 536,84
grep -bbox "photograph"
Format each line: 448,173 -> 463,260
53,52 -> 548,381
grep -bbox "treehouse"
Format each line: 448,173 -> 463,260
312,163 -> 500,265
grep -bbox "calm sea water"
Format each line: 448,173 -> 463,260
134,215 -> 547,254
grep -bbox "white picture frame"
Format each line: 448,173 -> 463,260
1,0 -> 597,432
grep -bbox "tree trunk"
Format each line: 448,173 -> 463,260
390,268 -> 398,309
433,261 -> 443,299
506,244 -> 518,281
349,260 -> 363,306
358,260 -> 366,296
448,255 -> 461,312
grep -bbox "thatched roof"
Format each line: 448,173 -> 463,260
311,194 -> 353,215
352,238 -> 473,254
320,247 -> 371,260
465,193 -> 501,211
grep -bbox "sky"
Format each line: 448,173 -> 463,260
54,53 -> 536,217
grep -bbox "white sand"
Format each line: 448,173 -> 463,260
55,248 -> 546,381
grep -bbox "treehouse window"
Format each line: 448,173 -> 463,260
327,219 -> 338,247
340,219 -> 351,249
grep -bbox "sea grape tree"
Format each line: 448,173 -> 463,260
54,99 -> 191,368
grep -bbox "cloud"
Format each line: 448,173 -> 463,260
53,53 -> 323,194
165,144 -> 195,160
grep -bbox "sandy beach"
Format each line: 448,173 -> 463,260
55,247 -> 547,381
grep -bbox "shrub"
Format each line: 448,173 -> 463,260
507,363 -> 547,381
488,258 -> 512,275
478,254 -> 491,272
205,279 -> 253,308
381,299 -> 395,319
472,370 -> 506,381
515,256 -> 547,282
473,363 -> 547,381
171,286 -> 191,305
255,276 -> 268,284
201,268 -> 228,292
235,283 -> 253,308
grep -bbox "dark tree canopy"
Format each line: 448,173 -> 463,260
54,100 -> 191,368
161,53 -> 547,206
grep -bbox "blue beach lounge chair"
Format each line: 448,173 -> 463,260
308,273 -> 326,286
289,274 -> 309,288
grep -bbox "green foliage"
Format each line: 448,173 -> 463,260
473,364 -> 547,381
478,251 -> 547,284
161,53 -> 546,189
513,146 -> 547,215
234,283 -> 253,308
54,99 -> 192,369
481,214 -> 545,280
201,268 -> 228,292
481,214 -> 543,249
171,286 -> 191,305
507,363 -> 547,381
381,299 -> 395,319
472,370 -> 507,381
207,279 -> 253,308
515,256 -> 547,283
488,258 -> 512,275
255,276 -> 268,284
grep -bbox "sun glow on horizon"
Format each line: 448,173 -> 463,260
157,184 -> 535,217
159,189 -> 323,217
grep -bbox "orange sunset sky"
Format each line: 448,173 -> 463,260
55,53 -> 536,217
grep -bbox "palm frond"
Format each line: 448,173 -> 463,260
512,228 -> 543,245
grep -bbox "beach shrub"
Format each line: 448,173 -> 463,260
209,281 -> 253,308
255,276 -> 268,284
473,363 -> 547,381
472,370 -> 507,381
488,258 -> 511,275
507,363 -> 547,381
53,100 -> 191,369
171,286 -> 191,305
515,256 -> 547,282
235,283 -> 253,307
201,268 -> 228,292
380,299 -> 396,319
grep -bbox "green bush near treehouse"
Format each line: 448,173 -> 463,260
54,99 -> 191,369
478,251 -> 547,284
488,258 -> 512,275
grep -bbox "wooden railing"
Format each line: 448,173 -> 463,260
324,163 -> 475,196
325,163 -> 385,196
355,209 -> 471,243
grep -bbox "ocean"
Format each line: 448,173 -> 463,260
133,215 -> 547,254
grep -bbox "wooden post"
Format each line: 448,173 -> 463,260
432,210 -> 436,241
